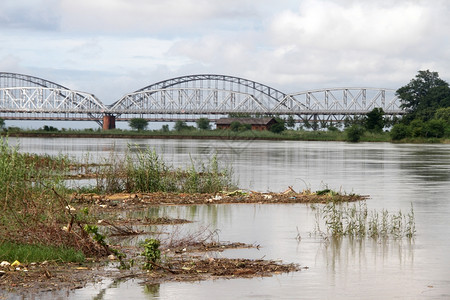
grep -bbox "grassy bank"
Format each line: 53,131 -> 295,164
3,128 -> 449,143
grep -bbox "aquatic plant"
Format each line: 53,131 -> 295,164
141,239 -> 161,270
315,200 -> 416,239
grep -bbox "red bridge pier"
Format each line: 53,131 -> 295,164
102,115 -> 116,130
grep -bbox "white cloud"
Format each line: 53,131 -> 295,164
1,0 -> 450,104
270,1 -> 430,53
59,0 -> 287,35
259,0 -> 450,89
0,0 -> 60,30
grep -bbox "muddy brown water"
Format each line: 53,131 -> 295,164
8,137 -> 450,299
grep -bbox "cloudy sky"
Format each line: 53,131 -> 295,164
1,0 -> 449,105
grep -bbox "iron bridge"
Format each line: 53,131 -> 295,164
0,72 -> 404,128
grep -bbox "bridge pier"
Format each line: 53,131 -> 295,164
102,115 -> 116,130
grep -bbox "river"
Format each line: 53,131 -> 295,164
10,137 -> 450,299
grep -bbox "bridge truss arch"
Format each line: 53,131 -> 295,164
1,72 -> 405,128
283,87 -> 401,114
110,75 -> 403,124
110,74 -> 287,115
0,72 -> 106,123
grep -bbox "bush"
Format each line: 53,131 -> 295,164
425,119 -> 446,138
230,121 -> 241,132
269,118 -> 286,134
390,123 -> 410,140
174,120 -> 189,131
345,125 -> 365,142
409,119 -> 425,137
196,118 -> 211,130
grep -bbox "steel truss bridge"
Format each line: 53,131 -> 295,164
0,72 -> 404,129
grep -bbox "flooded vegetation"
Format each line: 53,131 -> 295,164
1,137 -> 449,299
314,201 -> 416,239
1,138 -> 356,296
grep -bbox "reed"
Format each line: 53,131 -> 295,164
90,146 -> 234,194
316,200 -> 416,239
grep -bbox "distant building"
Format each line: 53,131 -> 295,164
216,117 -> 278,131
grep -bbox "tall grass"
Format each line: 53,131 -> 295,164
91,146 -> 234,194
0,138 -> 104,258
315,201 -> 416,239
0,138 -> 66,232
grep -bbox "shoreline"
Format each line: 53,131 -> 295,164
2,132 -> 278,141
3,131 -> 449,143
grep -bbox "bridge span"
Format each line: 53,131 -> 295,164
0,72 -> 404,129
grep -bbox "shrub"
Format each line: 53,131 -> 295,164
390,123 -> 410,140
141,239 -> 161,270
409,119 -> 425,137
269,118 -> 286,134
196,118 -> 211,130
425,119 -> 446,138
230,121 -> 241,132
345,125 -> 365,142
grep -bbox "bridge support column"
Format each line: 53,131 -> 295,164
103,115 -> 116,130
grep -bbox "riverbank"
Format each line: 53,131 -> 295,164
1,187 -> 363,295
0,140 -> 362,296
3,188 -> 340,295
3,130 -> 449,143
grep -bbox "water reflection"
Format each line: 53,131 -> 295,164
399,148 -> 450,183
320,237 -> 415,273
143,283 -> 160,298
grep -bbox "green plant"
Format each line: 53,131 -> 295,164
316,201 -> 416,239
365,107 -> 385,132
141,239 -> 161,270
126,147 -> 170,192
129,118 -> 149,131
0,138 -> 68,243
196,118 -> 211,130
345,125 -> 365,142
230,121 -> 241,132
83,225 -> 107,248
390,123 -> 410,140
425,119 -> 446,138
269,118 -> 286,134
0,242 -> 85,263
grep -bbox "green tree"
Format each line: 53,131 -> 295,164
286,115 -> 295,129
303,119 -> 312,129
365,107 -> 385,132
174,120 -> 188,131
345,125 -> 365,142
161,124 -> 169,132
435,107 -> 450,123
129,118 -> 149,131
230,121 -> 241,132
409,119 -> 425,137
425,119 -> 446,138
0,118 -> 4,130
396,70 -> 450,122
196,118 -> 211,130
43,125 -> 58,132
390,123 -> 410,140
269,118 -> 286,134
